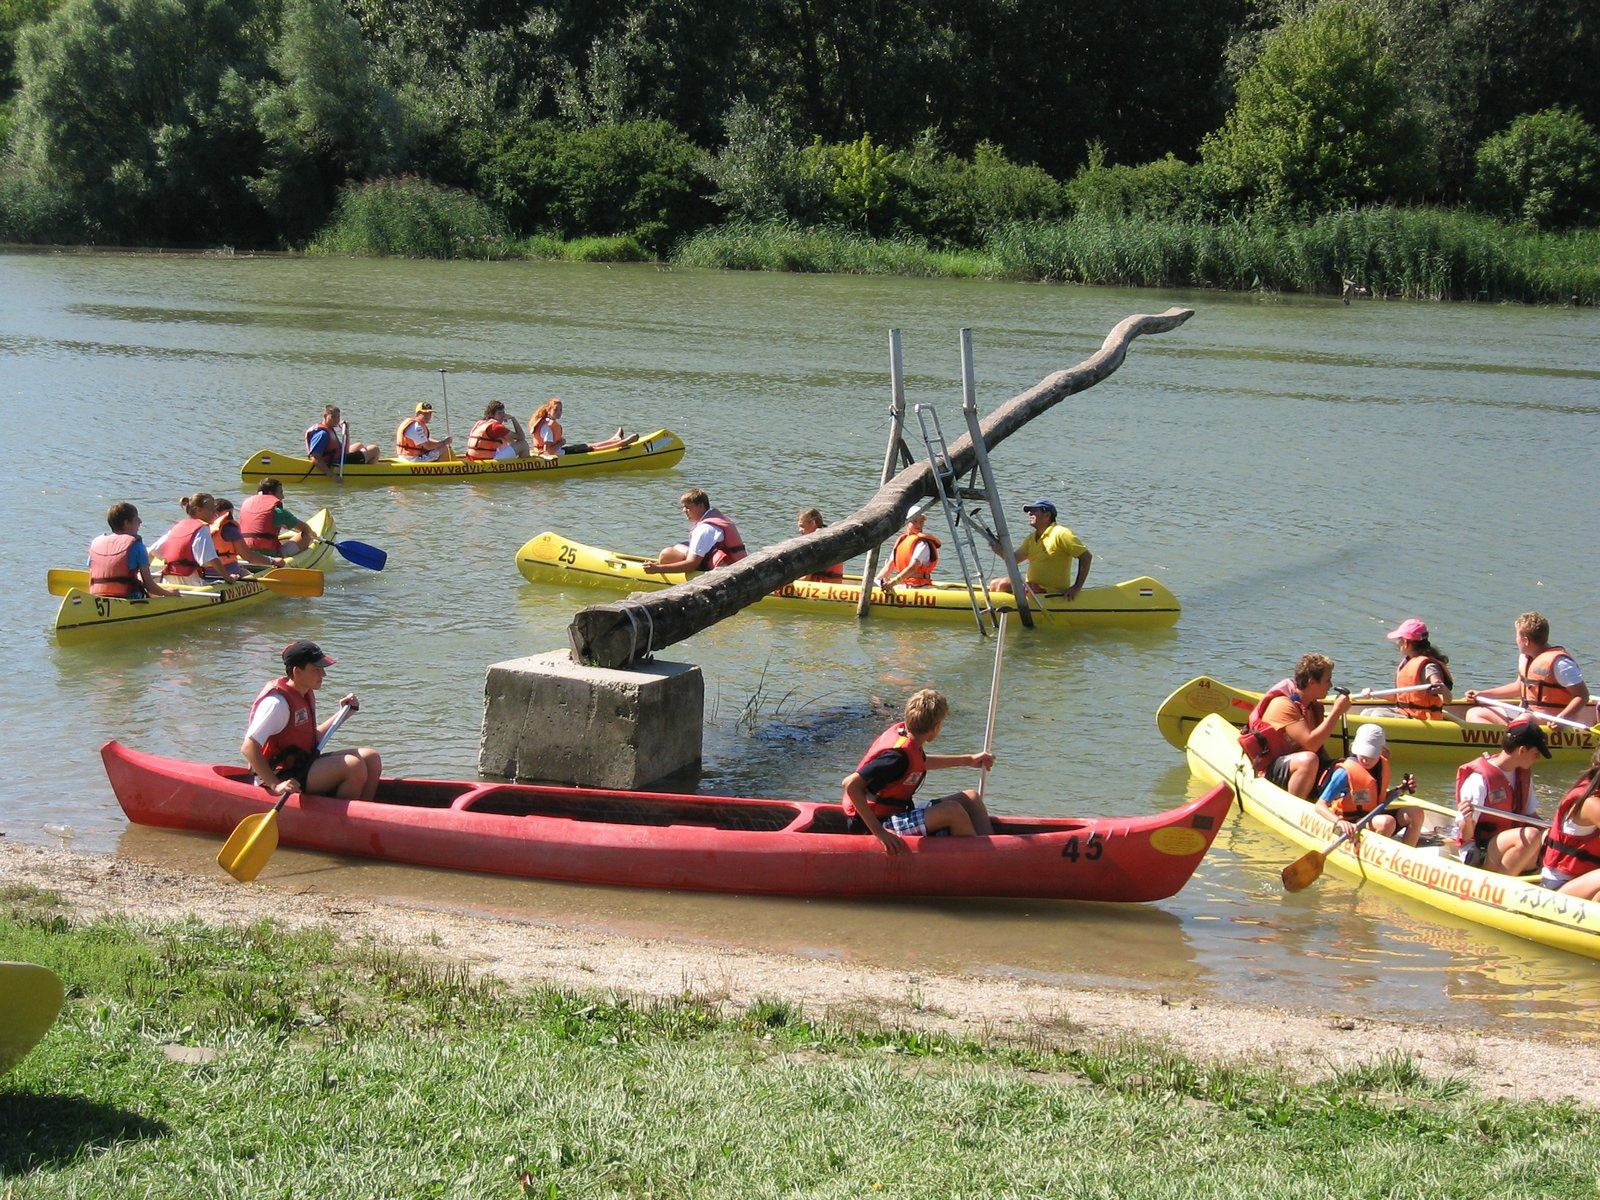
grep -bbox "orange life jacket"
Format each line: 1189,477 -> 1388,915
395,416 -> 432,456
845,723 -> 929,820
1521,647 -> 1580,714
210,515 -> 246,567
532,416 -> 563,454
88,532 -> 140,597
466,418 -> 507,460
157,518 -> 207,577
1240,679 -> 1327,774
239,493 -> 282,552
887,530 -> 940,586
803,564 -> 845,583
1395,655 -> 1446,719
1327,753 -> 1391,820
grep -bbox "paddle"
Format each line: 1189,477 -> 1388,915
437,367 -> 453,448
977,612 -> 1007,804
317,536 -> 388,571
338,420 -> 348,481
1356,683 -> 1438,700
1474,695 -> 1600,736
1472,804 -> 1550,830
1281,797 -> 1397,892
47,567 -> 323,598
217,701 -> 355,883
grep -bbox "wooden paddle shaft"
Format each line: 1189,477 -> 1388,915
978,613 -> 1007,802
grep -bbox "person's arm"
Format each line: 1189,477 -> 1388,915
242,696 -> 298,798
305,430 -> 342,482
1456,773 -> 1487,842
192,529 -> 229,579
924,751 -> 995,771
1552,658 -> 1590,722
318,693 -> 359,739
1286,692 -> 1352,752
877,541 -> 929,588
841,772 -> 907,855
1064,550 -> 1092,600
1424,662 -> 1453,704
1463,680 -> 1519,703
1313,769 -> 1356,836
235,544 -> 283,568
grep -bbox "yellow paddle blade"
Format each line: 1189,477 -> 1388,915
1280,850 -> 1326,892
216,810 -> 281,882
47,569 -> 89,596
255,568 -> 323,597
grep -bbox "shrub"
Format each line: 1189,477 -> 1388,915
1474,107 -> 1600,230
309,176 -> 512,258
470,118 -> 715,255
803,133 -> 897,234
892,133 -> 1063,247
0,167 -> 84,243
703,99 -> 825,224
1065,143 -> 1227,221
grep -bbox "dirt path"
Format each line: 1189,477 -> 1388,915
6,838 -> 1596,1106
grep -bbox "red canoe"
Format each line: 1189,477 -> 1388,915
101,741 -> 1232,902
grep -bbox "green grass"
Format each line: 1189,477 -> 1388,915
5,885 -> 1598,1198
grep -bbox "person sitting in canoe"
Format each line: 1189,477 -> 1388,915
643,489 -> 746,574
987,498 -> 1091,600
210,498 -> 286,575
796,507 -> 844,582
394,402 -> 453,462
1313,723 -> 1422,845
464,401 -> 526,460
1541,747 -> 1600,900
1244,653 -> 1353,799
529,397 -> 637,458
840,688 -> 995,856
88,502 -> 174,599
154,493 -> 234,584
239,478 -> 317,557
876,508 -> 939,591
243,640 -> 382,802
1359,618 -> 1454,719
306,404 -> 381,479
1463,612 -> 1596,729
1454,718 -> 1550,874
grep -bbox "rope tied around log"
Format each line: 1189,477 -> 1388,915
619,602 -> 656,663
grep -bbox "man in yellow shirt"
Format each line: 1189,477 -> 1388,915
988,499 -> 1091,599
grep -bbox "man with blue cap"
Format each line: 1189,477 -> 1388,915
987,498 -> 1092,599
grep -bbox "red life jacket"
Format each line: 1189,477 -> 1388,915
887,530 -> 940,586
306,420 -> 343,464
1395,655 -> 1446,719
249,679 -> 318,777
700,510 -> 746,569
1327,753 -> 1391,820
845,723 -> 928,820
466,418 -> 508,459
1521,647 -> 1580,714
1454,755 -> 1533,841
239,493 -> 283,552
157,518 -> 207,577
1542,779 -> 1600,881
88,532 -> 140,597
1240,679 -> 1326,774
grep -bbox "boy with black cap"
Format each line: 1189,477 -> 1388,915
242,640 -> 383,802
1454,717 -> 1551,874
987,498 -> 1091,600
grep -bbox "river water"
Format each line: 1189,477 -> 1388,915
4,250 -> 1599,1031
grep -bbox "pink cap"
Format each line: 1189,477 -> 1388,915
1385,618 -> 1429,642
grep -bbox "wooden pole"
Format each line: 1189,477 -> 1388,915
568,307 -> 1194,668
856,329 -> 908,618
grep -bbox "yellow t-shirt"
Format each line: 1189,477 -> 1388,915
1019,524 -> 1086,592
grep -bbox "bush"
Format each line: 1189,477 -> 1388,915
1474,107 -> 1600,230
309,177 -> 512,258
0,166 -> 84,243
1065,144 -> 1229,221
892,133 -> 1063,248
470,119 -> 715,255
703,99 -> 825,225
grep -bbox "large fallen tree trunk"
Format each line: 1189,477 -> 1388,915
569,307 -> 1194,667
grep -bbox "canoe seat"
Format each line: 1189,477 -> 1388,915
459,788 -> 801,831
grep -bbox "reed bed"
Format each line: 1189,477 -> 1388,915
673,219 -> 1002,278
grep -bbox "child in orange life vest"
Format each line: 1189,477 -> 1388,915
840,689 -> 995,856
1313,723 -> 1422,845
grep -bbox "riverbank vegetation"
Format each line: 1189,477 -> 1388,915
2,0 -> 1598,303
6,884 -> 1598,1198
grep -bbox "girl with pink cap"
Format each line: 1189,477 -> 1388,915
1359,618 -> 1454,719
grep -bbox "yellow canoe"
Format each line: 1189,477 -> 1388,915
1156,674 -> 1598,764
52,509 -> 334,642
1185,713 -> 1600,961
241,429 -> 685,483
514,531 -> 1180,627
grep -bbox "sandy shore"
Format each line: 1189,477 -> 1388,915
5,837 -> 1596,1106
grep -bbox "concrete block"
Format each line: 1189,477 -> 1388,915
479,651 -> 703,789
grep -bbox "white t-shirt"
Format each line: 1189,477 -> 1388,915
685,520 -> 725,558
245,692 -> 293,746
397,419 -> 443,461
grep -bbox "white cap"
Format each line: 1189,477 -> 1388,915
1351,724 -> 1386,760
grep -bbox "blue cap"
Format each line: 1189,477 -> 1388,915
1022,499 -> 1057,519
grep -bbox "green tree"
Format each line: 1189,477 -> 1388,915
1474,106 -> 1600,229
818,131 -> 894,231
1201,1 -> 1432,214
703,97 -> 824,223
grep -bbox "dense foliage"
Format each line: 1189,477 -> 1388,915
1,0 -> 1598,297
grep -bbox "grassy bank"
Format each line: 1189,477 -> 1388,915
4,883 -> 1597,1199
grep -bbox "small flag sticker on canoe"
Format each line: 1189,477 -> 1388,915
1139,587 -> 1154,596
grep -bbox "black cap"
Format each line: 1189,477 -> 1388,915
1504,718 -> 1551,758
282,640 -> 335,671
